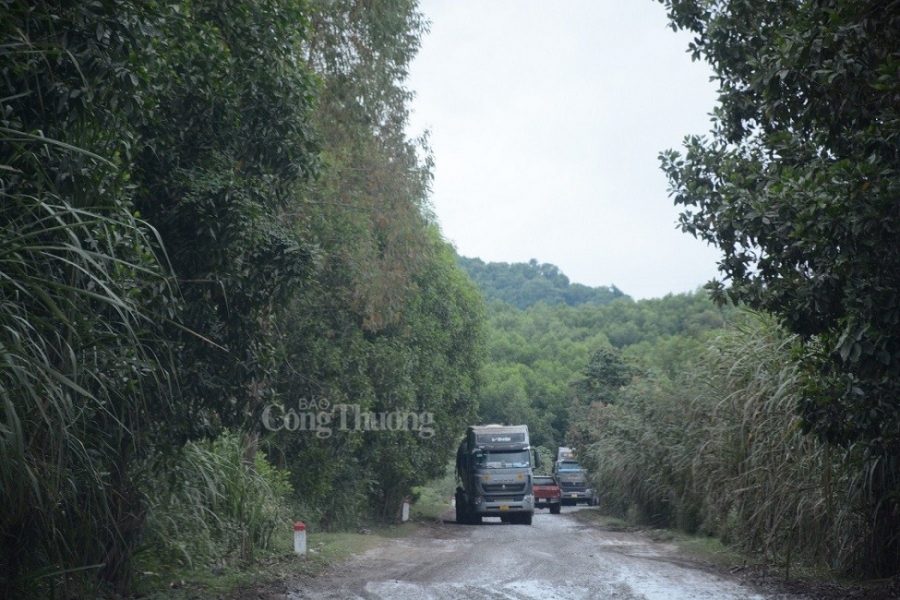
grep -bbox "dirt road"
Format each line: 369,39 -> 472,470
287,507 -> 803,600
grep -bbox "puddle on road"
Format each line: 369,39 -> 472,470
611,562 -> 770,600
362,575 -> 768,600
286,512 -> 793,600
365,579 -> 612,599
292,568 -> 778,600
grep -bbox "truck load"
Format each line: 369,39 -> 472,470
554,446 -> 594,506
455,424 -> 539,525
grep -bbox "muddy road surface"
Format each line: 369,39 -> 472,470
287,507 -> 802,600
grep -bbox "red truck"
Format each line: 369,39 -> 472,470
532,475 -> 561,514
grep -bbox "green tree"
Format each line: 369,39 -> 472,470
658,0 -> 900,574
263,0 -> 486,525
572,347 -> 633,406
2,0 -> 321,592
457,256 -> 627,309
659,0 -> 900,451
362,233 -> 485,518
471,287 -> 730,449
132,0 -> 319,438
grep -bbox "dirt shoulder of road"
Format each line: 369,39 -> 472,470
135,517 -> 439,600
571,508 -> 900,600
239,514 -> 464,600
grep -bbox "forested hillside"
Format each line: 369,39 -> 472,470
460,258 -> 733,451
458,256 -> 627,309
1,1 -> 483,597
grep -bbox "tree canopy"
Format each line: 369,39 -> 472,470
658,0 -> 900,453
457,256 -> 627,309
470,278 -> 731,450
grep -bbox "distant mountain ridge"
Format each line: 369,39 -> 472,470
457,256 -> 628,310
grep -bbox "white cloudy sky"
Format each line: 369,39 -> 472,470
405,0 -> 723,300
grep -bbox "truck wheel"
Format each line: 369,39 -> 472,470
550,504 -> 561,515
456,492 -> 475,524
521,512 -> 533,525
470,514 -> 482,525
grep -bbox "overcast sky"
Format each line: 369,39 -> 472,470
405,0 -> 723,300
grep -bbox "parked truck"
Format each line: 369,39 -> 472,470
455,424 -> 539,525
554,446 -> 594,506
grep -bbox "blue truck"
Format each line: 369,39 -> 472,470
554,446 -> 595,506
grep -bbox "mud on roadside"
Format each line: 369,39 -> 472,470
571,508 -> 900,600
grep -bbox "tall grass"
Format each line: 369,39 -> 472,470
2,5 -> 169,594
0,195 -> 174,598
140,433 -> 293,568
581,313 -> 882,575
682,316 -> 863,571
2,24 -> 175,594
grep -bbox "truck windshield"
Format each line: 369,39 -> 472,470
557,461 -> 584,472
480,449 -> 530,469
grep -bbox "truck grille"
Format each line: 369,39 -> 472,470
484,495 -> 525,503
482,482 -> 527,494
559,481 -> 586,491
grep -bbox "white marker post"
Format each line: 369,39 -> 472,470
293,521 -> 307,555
401,498 -> 410,522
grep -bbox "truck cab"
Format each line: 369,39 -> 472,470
554,447 -> 594,506
455,424 -> 538,525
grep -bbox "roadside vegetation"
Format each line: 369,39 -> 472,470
3,0 -> 899,597
471,0 -> 900,582
572,315 -> 876,576
570,0 -> 900,582
2,1 -> 480,598
135,464 -> 454,599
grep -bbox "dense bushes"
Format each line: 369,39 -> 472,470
580,314 -> 887,575
142,434 -> 292,568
